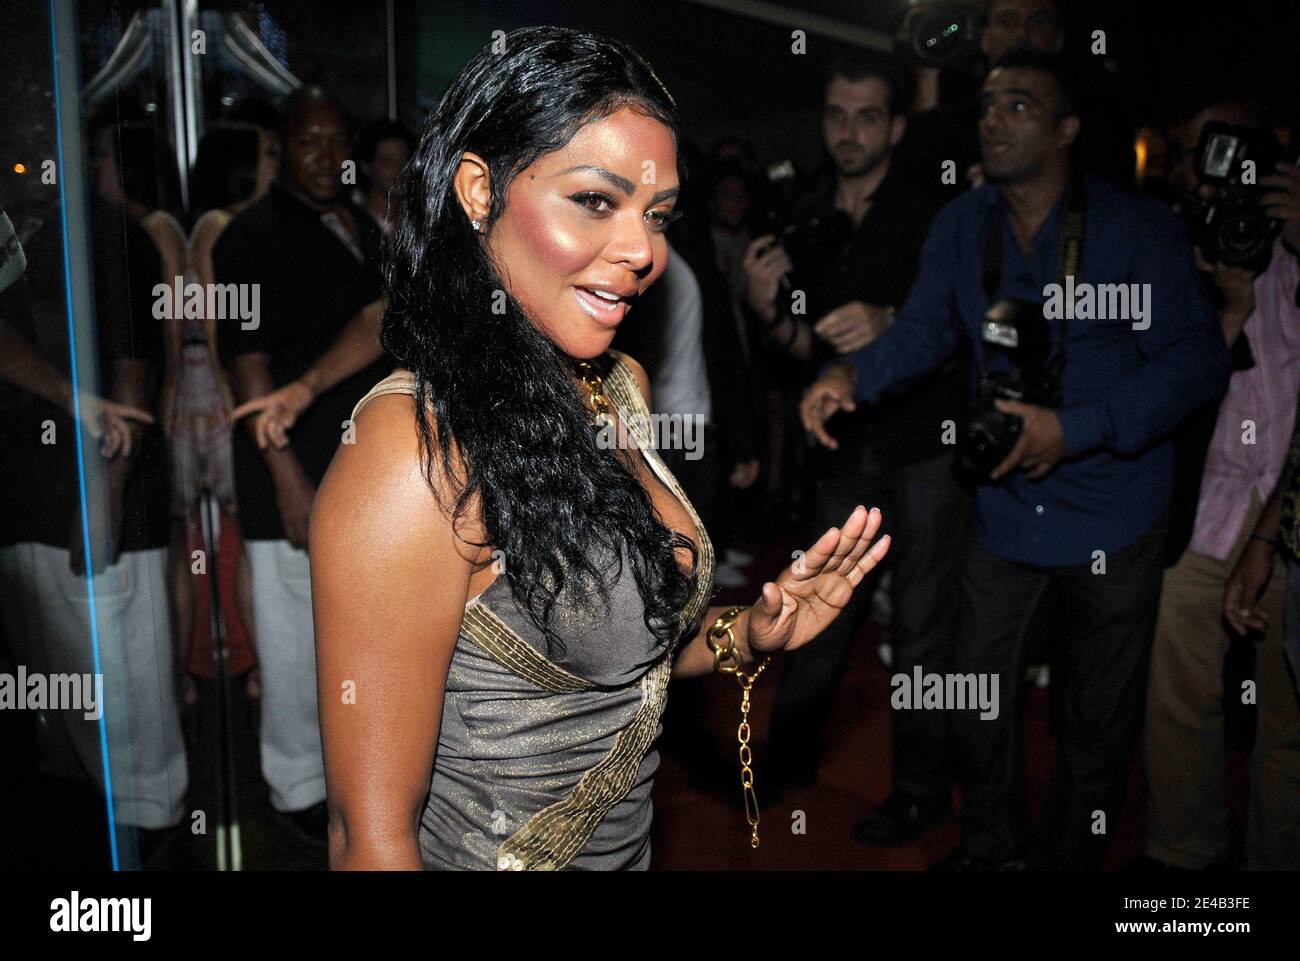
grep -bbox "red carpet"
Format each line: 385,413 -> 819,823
649,537 -> 1251,870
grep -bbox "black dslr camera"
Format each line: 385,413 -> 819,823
751,159 -> 855,325
1183,121 -> 1288,273
958,299 -> 1062,481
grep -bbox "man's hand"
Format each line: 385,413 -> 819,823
1224,538 -> 1276,635
275,468 -> 317,550
988,400 -> 1067,481
232,379 -> 314,450
1261,160 -> 1300,253
800,364 -> 857,450
741,235 -> 792,323
813,301 -> 892,354
68,389 -> 155,460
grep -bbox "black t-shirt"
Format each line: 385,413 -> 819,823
0,200 -> 170,552
214,183 -> 391,541
789,163 -> 970,470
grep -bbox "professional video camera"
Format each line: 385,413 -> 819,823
894,0 -> 984,70
957,299 -> 1062,481
1183,120 -> 1289,273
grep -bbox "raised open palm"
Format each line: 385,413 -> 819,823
748,505 -> 890,655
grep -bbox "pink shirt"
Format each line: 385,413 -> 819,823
1191,239 -> 1300,560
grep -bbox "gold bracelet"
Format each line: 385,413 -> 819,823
706,605 -> 771,849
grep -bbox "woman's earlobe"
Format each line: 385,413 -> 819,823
453,150 -> 493,228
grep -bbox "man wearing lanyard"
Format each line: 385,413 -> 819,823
803,49 -> 1230,869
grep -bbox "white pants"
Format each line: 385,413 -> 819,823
245,539 -> 325,812
0,543 -> 187,829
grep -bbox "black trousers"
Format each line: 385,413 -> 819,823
954,517 -> 1166,869
769,446 -> 970,798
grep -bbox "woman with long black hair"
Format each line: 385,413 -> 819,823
308,25 -> 890,870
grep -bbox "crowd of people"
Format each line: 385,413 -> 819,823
0,88 -> 414,854
1,0 -> 1297,870
793,2 -> 1300,870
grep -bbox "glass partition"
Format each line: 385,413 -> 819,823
2,0 -> 889,872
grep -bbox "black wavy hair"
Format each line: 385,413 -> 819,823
380,26 -> 698,657
990,47 -> 1079,121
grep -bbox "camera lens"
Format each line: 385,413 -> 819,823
912,12 -> 967,62
1217,211 -> 1267,262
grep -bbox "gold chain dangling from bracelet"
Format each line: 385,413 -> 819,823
707,605 -> 770,848
735,661 -> 768,847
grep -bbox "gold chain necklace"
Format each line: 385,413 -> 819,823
574,360 -> 611,428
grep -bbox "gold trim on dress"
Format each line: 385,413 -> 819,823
459,602 -> 595,694
349,355 -> 715,871
489,356 -> 714,870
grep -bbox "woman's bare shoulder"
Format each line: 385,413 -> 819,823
312,393 -> 460,551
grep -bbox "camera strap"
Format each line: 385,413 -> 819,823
980,170 -> 1087,374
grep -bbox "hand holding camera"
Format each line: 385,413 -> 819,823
1259,160 -> 1300,254
957,298 -> 1065,480
742,233 -> 793,324
1184,122 -> 1294,273
987,399 -> 1066,481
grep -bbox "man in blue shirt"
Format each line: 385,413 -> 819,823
803,50 -> 1230,869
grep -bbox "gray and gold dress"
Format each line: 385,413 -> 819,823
349,352 -> 715,870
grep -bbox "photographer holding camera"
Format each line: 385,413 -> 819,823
1143,96 -> 1300,871
802,50 -> 1230,870
740,53 -> 970,829
903,0 -> 1064,188
899,0 -> 1135,191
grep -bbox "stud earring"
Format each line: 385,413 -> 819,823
471,219 -> 481,232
